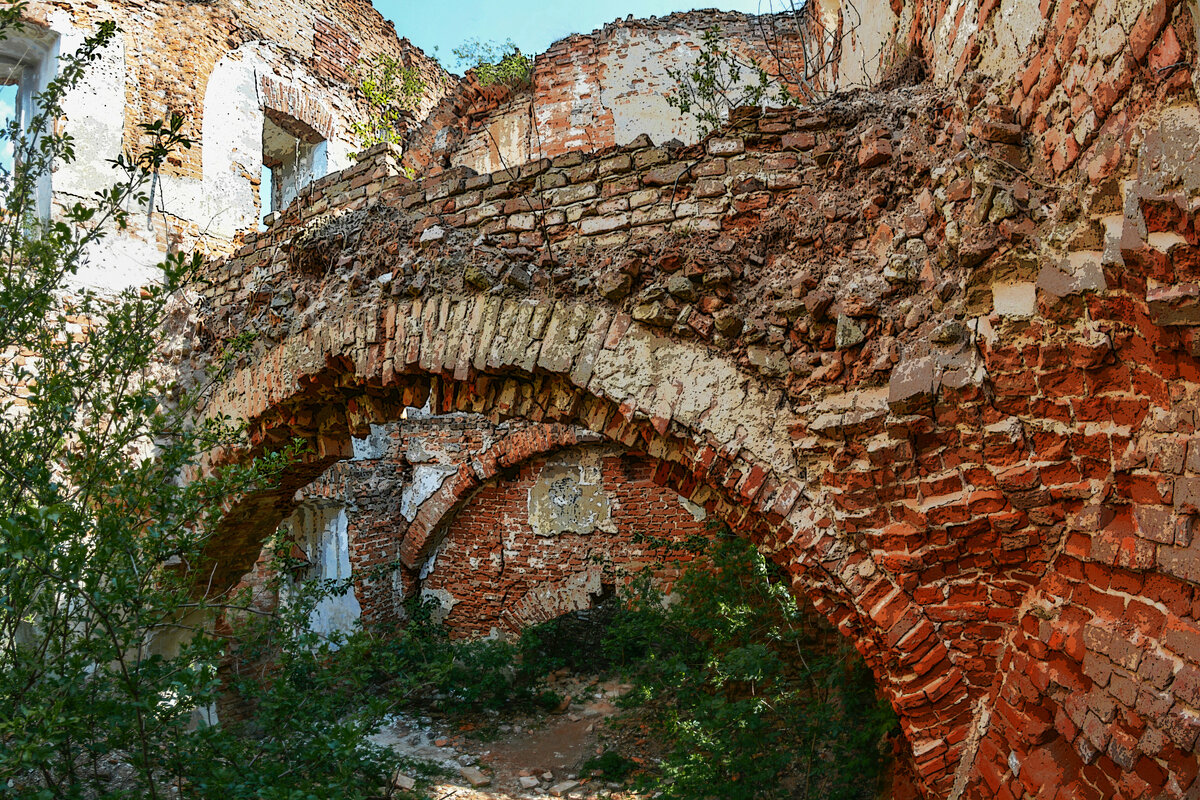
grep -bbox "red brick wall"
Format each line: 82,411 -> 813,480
421,449 -> 707,639
20,0 -> 447,183
404,9 -> 817,178
261,420 -> 709,636
195,1 -> 1200,796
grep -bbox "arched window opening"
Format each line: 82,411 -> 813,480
260,107 -> 326,218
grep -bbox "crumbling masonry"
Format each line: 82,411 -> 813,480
16,0 -> 1200,797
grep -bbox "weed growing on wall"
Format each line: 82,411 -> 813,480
452,39 -> 533,88
667,26 -> 779,136
351,54 -> 427,159
668,2 -> 865,134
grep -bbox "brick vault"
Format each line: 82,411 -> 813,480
160,0 -> 1200,798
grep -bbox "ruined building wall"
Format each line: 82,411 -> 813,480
238,417 -> 707,641
187,0 -> 1200,798
418,444 -> 708,639
404,7 -> 899,179
12,0 -> 449,293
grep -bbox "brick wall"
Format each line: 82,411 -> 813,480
404,9 -> 834,179
237,417 -> 707,639
420,447 -> 707,639
190,1 -> 1200,797
13,0 -> 450,292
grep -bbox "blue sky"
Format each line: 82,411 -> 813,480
374,1 -> 772,69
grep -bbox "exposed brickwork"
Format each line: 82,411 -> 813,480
422,448 -> 707,638
176,1 -> 1200,798
12,0 -> 450,284
235,417 -> 707,641
403,10 -> 823,178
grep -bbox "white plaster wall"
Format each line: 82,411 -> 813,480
451,107 -> 531,176
52,9 -> 122,204
351,423 -> 390,460
290,504 -> 362,639
601,27 -> 701,147
975,0 -> 1044,83
200,42 -> 351,238
274,139 -> 328,211
41,33 -> 357,294
527,448 -> 618,538
400,464 -> 458,521
201,44 -> 276,238
36,11 -> 166,293
834,0 -> 898,89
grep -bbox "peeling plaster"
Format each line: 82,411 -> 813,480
591,323 -> 800,475
977,0 -> 1044,84
286,504 -> 362,639
601,28 -> 700,147
401,464 -> 458,522
351,423 -> 390,460
419,586 -> 458,624
527,449 -> 616,538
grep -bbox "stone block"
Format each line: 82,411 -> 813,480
1148,284 -> 1200,326
858,137 -> 892,168
580,213 -> 630,235
888,356 -> 938,414
459,767 -> 490,787
707,137 -> 745,156
643,162 -> 691,186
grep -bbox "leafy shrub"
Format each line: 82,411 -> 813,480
0,4 -> 399,797
602,529 -> 898,800
581,750 -> 636,781
350,54 -> 426,159
452,39 -> 533,88
667,26 -> 780,135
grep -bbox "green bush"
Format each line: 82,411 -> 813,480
0,5 -> 418,795
581,750 -> 636,782
350,54 -> 426,160
603,530 -> 898,800
451,39 -> 533,88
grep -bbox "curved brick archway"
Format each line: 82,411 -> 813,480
190,7 -> 1200,791
399,431 -> 715,638
397,423 -> 610,572
204,290 -> 977,796
280,419 -> 716,636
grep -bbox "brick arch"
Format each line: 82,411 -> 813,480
258,74 -> 336,144
397,422 -> 607,570
182,5 -> 1200,797
397,427 -> 716,638
203,290 -> 976,798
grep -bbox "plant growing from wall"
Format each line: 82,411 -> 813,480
350,53 -> 426,160
452,38 -> 533,88
667,25 -> 778,136
0,4 -> 405,797
668,1 -> 863,134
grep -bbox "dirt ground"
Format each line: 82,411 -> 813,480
369,674 -> 650,800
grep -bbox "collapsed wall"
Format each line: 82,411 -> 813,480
240,416 -> 710,640
403,6 -> 892,179
182,0 -> 1200,798
12,0 -> 448,292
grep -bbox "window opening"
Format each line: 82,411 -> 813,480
260,107 -> 326,220
283,503 -> 360,639
0,26 -> 58,217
